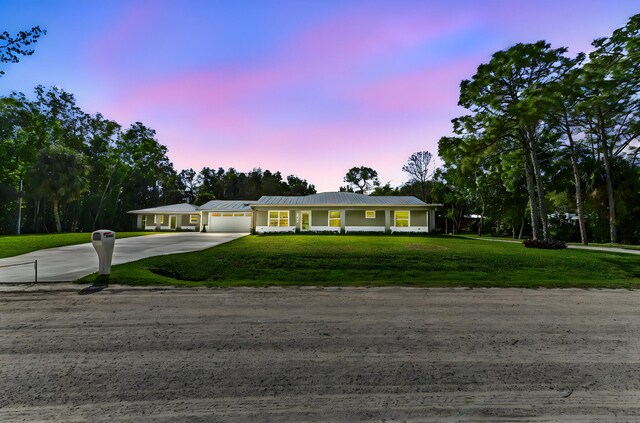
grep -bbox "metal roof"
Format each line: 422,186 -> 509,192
198,200 -> 253,212
255,192 -> 433,206
128,203 -> 199,214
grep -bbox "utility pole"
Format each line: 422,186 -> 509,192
17,178 -> 23,235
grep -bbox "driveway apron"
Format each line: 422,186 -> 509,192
0,232 -> 247,283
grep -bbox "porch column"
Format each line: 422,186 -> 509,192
429,209 -> 436,232
340,209 -> 346,234
136,214 -> 142,230
384,209 -> 391,234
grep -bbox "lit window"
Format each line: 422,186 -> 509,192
189,214 -> 199,223
329,211 -> 341,227
395,211 -> 409,227
155,215 -> 164,224
223,213 -> 233,217
211,213 -> 221,217
233,213 -> 244,216
245,213 -> 253,217
269,210 -> 289,227
365,210 -> 376,219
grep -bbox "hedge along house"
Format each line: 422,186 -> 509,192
128,200 -> 253,232
252,192 -> 440,234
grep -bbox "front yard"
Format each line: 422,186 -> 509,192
0,232 -> 157,258
81,234 -> 640,288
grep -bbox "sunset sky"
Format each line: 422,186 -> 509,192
1,1 -> 637,192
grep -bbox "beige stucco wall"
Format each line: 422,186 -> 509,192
345,210 -> 385,226
410,210 -> 427,226
312,210 -> 328,226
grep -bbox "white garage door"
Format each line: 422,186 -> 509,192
208,213 -> 252,233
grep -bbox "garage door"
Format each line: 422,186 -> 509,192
208,212 -> 252,233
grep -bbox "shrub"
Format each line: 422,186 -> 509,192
523,239 -> 567,249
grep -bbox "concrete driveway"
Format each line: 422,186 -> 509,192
0,232 -> 247,283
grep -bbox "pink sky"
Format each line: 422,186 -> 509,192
1,0 -> 637,191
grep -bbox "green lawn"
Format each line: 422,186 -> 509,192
81,234 -> 640,288
0,232 -> 158,258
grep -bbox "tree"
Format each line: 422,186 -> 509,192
343,166 -> 380,194
575,14 -> 640,243
457,41 -> 576,240
402,151 -> 433,202
31,145 -> 90,233
179,168 -> 198,203
0,26 -> 46,76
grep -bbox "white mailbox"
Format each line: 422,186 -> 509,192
91,230 -> 116,275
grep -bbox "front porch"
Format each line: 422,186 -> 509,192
254,208 -> 435,234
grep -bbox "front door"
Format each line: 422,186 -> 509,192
169,215 -> 177,229
301,211 -> 311,231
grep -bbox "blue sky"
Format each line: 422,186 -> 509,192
1,1 -> 637,191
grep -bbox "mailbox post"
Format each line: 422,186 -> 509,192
91,230 -> 116,275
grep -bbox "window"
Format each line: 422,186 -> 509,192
233,213 -> 244,216
189,214 -> 199,223
223,213 -> 233,217
269,210 -> 289,227
155,215 -> 164,225
211,213 -> 221,217
245,213 -> 253,217
141,216 -> 147,227
395,211 -> 409,227
365,210 -> 376,219
329,211 -> 341,227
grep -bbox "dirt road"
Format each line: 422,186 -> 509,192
1,287 -> 639,422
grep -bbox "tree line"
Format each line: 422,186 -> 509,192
433,14 -> 640,245
0,86 -> 315,234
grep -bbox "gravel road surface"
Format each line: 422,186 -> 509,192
1,287 -> 639,422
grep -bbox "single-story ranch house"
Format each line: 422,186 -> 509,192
128,192 -> 441,234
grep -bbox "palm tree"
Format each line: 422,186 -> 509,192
31,145 -> 91,232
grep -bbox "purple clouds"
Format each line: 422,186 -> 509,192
1,0 -> 637,191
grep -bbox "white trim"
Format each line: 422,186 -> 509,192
391,226 -> 429,233
256,225 -> 295,233
268,210 -> 290,228
181,225 -> 197,231
345,226 -> 385,233
328,210 -> 341,228
154,215 -> 164,225
301,210 -> 311,231
394,210 -> 410,228
365,210 -> 376,219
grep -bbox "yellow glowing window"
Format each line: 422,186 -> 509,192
269,210 -> 289,227
211,213 -> 221,216
222,213 -> 233,217
395,211 -> 409,227
155,215 -> 164,224
189,214 -> 199,223
233,213 -> 244,216
329,211 -> 341,227
365,210 -> 376,219
245,213 -> 253,217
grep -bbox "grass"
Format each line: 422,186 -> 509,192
0,232 -> 159,258
80,234 -> 640,288
567,242 -> 640,251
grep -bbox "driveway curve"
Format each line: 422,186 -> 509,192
0,232 -> 247,283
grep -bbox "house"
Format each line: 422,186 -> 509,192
128,200 -> 252,232
253,192 -> 438,234
128,192 -> 440,234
